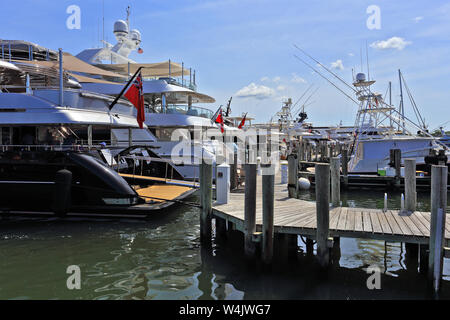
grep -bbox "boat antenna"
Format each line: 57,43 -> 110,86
291,83 -> 314,110
225,97 -> 232,117
294,44 -> 357,93
293,54 -> 360,105
366,41 -> 370,81
360,46 -> 363,73
126,6 -> 131,26
398,69 -> 405,133
102,0 -> 105,48
292,86 -> 320,116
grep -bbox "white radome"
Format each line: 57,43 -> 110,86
114,20 -> 129,40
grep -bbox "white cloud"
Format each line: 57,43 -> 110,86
330,59 -> 344,70
291,73 -> 306,83
260,76 -> 270,82
272,76 -> 281,82
348,53 -> 354,57
235,83 -> 275,100
370,37 -> 412,50
414,16 -> 424,23
276,85 -> 286,91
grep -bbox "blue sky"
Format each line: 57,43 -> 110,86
1,0 -> 449,130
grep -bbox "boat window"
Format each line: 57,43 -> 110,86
153,127 -> 189,141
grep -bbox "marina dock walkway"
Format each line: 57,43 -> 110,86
212,174 -> 450,247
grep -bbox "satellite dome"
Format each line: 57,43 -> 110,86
114,20 -> 129,39
130,29 -> 142,43
356,73 -> 366,82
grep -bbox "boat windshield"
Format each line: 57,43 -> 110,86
147,104 -> 214,119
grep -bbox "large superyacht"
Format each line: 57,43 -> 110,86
0,42 -> 196,216
74,13 -> 228,180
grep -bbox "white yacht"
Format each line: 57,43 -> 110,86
0,43 -> 196,215
74,15 -> 225,180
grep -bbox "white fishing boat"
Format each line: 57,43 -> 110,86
347,72 -> 447,174
292,45 -> 448,174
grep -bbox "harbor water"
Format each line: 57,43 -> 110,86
0,188 -> 449,300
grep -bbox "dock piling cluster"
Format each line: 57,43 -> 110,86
203,151 -> 449,293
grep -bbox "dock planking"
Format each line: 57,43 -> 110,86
212,174 -> 450,246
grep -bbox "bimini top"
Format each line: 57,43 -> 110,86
13,53 -> 127,80
80,80 -> 216,104
95,61 -> 189,78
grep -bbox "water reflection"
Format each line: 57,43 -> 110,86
0,189 -> 449,300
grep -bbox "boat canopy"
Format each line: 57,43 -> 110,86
69,73 -> 120,85
96,61 -> 190,78
80,80 -> 216,104
14,53 -> 127,79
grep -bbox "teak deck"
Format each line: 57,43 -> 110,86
212,175 -> 450,246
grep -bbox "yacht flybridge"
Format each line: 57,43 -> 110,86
0,44 -> 196,216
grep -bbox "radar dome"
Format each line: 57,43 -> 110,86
114,20 -> 129,40
130,29 -> 142,43
356,73 -> 366,82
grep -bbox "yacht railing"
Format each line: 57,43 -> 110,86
155,77 -> 197,91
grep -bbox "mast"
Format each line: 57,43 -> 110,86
389,81 -> 393,129
126,6 -> 131,26
398,69 -> 405,134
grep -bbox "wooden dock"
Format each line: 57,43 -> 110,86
199,159 -> 448,292
212,174 -> 450,246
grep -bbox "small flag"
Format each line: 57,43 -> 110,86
238,113 -> 247,129
124,71 -> 145,129
138,48 -> 144,54
215,109 -> 225,133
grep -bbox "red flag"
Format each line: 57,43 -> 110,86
124,71 -> 145,129
238,113 -> 247,129
215,109 -> 225,133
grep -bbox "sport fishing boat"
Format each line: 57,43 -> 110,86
74,13 -> 226,180
347,72 -> 448,174
0,45 -> 196,217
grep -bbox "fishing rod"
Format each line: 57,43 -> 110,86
293,54 -> 360,106
292,87 -> 320,117
293,44 -> 357,93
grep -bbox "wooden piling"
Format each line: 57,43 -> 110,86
404,159 -> 417,213
315,163 -> 330,267
287,154 -> 298,198
262,166 -> 275,264
244,164 -> 257,258
305,238 -> 314,257
230,151 -> 238,190
330,157 -> 341,207
428,165 -> 448,292
200,162 -> 213,246
419,244 -> 429,274
341,148 -> 348,188
393,149 -> 402,185
215,217 -> 227,242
